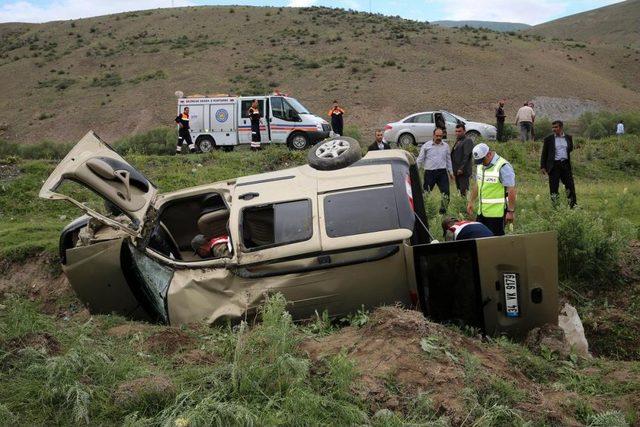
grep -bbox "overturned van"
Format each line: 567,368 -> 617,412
41,131 -> 558,337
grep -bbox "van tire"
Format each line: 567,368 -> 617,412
398,133 -> 416,147
307,136 -> 362,171
196,136 -> 215,153
288,132 -> 310,150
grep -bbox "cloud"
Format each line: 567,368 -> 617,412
287,0 -> 317,7
0,0 -> 195,23
423,0 -> 621,24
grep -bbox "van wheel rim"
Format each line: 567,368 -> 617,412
316,139 -> 349,158
199,140 -> 213,152
292,135 -> 307,149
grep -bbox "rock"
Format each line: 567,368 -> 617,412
113,375 -> 176,408
558,303 -> 590,357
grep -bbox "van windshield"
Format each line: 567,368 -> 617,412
285,98 -> 310,114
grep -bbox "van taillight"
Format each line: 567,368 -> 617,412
384,124 -> 392,130
405,175 -> 414,211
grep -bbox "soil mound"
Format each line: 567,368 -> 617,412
113,375 -> 176,408
3,332 -> 61,356
144,329 -> 195,355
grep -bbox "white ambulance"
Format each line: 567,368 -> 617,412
177,93 -> 331,152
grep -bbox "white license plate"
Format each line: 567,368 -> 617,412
503,273 -> 520,318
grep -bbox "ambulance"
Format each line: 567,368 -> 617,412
177,93 -> 331,152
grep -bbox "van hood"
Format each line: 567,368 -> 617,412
301,113 -> 329,126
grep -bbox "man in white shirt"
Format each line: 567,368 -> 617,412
417,128 -> 454,214
616,120 -> 625,141
515,103 -> 535,142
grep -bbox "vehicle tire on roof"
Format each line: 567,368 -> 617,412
307,136 -> 362,171
196,136 -> 215,153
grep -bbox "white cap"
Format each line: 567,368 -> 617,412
472,143 -> 490,161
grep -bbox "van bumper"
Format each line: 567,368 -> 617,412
308,130 -> 330,144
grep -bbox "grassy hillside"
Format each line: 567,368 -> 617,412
0,5 -> 639,145
433,20 -> 531,32
528,0 -> 640,46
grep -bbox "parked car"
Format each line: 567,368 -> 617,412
383,110 -> 497,146
40,131 -> 556,338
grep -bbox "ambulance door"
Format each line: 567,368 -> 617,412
269,96 -> 293,144
184,105 -> 204,133
238,98 -> 269,145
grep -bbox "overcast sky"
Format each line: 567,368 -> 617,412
0,0 -> 624,24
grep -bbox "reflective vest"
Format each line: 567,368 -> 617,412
476,155 -> 508,217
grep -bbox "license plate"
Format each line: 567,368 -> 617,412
503,273 -> 520,318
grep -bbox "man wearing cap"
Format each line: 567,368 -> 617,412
442,216 -> 494,241
416,128 -> 454,214
191,234 -> 231,259
466,143 -> 517,236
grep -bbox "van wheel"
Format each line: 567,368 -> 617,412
196,136 -> 215,153
307,136 -> 362,171
288,132 -> 310,150
466,130 -> 481,142
398,133 -> 415,147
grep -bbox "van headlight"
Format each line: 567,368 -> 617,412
316,123 -> 322,131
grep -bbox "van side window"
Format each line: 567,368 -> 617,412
240,100 -> 265,118
324,187 -> 401,237
271,97 -> 299,122
242,200 -> 312,250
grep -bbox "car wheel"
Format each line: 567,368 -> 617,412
196,136 -> 215,153
466,131 -> 481,142
307,136 -> 362,171
288,132 -> 310,150
398,133 -> 416,147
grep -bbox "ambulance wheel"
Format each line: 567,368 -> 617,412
288,132 -> 310,150
196,136 -> 215,153
307,136 -> 362,171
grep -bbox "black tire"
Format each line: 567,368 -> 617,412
466,130 -> 481,142
307,136 -> 362,171
196,136 -> 215,153
222,146 -> 234,152
398,133 -> 416,147
288,132 -> 310,150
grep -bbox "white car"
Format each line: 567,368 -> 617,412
384,110 -> 497,146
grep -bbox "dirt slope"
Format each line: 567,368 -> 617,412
0,6 -> 639,144
528,0 -> 640,47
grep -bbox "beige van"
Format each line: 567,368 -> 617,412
41,131 -> 558,337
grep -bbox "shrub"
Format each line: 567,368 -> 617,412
114,127 -> 176,155
534,117 -> 552,138
90,72 -> 122,87
502,124 -> 519,140
578,110 -> 640,138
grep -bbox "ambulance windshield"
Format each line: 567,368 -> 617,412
286,98 -> 310,115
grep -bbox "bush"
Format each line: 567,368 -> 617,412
534,118 -> 552,139
519,204 -> 636,285
578,110 -> 640,138
114,127 -> 176,155
0,139 -> 73,159
502,124 -> 519,141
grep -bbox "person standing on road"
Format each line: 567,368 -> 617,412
417,128 -> 454,214
616,120 -> 625,140
368,129 -> 390,151
175,107 -> 196,154
515,102 -> 535,142
467,143 -> 517,236
249,100 -> 262,151
328,100 -> 345,136
495,100 -> 506,142
451,123 -> 474,197
540,120 -> 576,208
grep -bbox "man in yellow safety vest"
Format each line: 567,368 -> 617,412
466,143 -> 517,236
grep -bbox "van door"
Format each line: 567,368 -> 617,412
238,98 -> 270,145
39,131 -> 156,237
269,96 -> 300,144
413,231 -> 558,338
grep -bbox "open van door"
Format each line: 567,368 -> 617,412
414,232 -> 558,338
39,131 -> 157,238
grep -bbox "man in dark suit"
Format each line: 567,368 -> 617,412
450,123 -> 474,196
540,120 -> 576,207
368,129 -> 391,151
